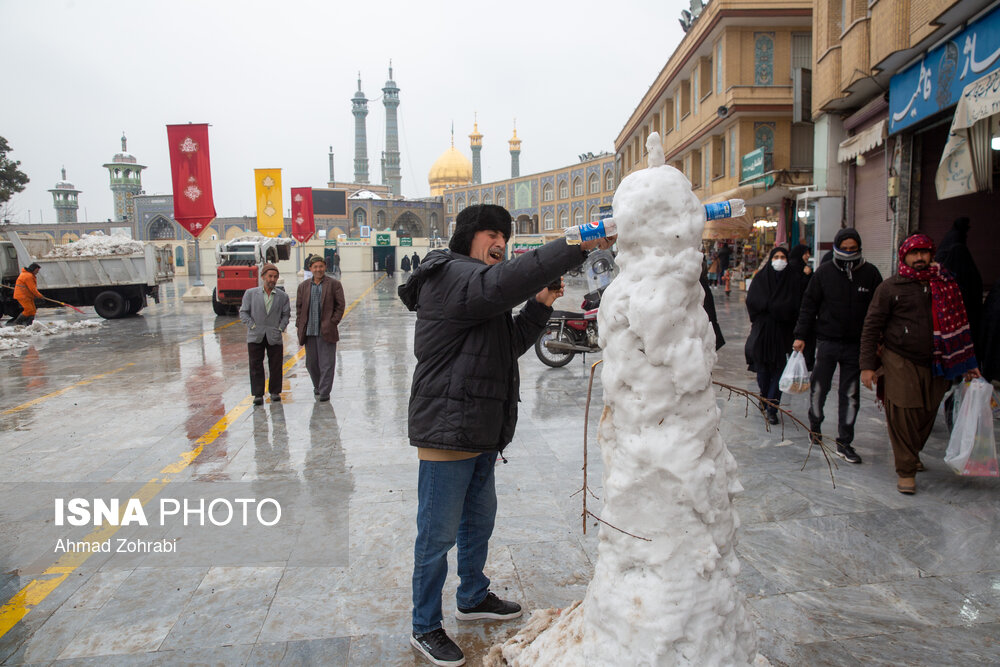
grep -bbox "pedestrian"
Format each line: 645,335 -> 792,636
701,262 -> 725,349
978,277 -> 1000,384
8,263 -> 44,326
793,228 -> 882,464
745,246 -> 807,424
411,251 -> 420,270
788,243 -> 812,278
384,254 -> 395,277
329,250 -> 341,275
398,204 -> 614,666
717,243 -> 732,281
860,233 -> 981,494
296,255 -> 346,402
401,254 -> 412,272
707,252 -> 720,286
239,263 -> 290,406
935,217 -> 983,352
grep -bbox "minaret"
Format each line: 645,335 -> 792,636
352,75 -> 370,184
381,61 -> 402,196
328,146 -> 336,184
102,133 -> 146,222
509,120 -> 521,178
469,114 -> 483,185
49,167 -> 81,223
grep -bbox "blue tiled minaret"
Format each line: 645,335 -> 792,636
381,62 -> 402,196
352,74 -> 370,184
508,120 -> 521,178
469,115 -> 483,185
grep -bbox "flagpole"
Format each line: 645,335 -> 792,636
191,235 -> 205,287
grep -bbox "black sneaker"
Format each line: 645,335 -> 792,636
252,396 -> 264,406
270,393 -> 281,402
837,443 -> 862,464
410,629 -> 465,666
455,591 -> 522,621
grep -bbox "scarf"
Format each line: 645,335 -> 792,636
832,248 -> 865,281
897,234 -> 977,379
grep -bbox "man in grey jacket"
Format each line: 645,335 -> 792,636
239,263 -> 290,406
398,204 -> 614,666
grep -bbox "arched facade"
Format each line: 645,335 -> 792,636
393,211 -> 423,237
148,216 -> 174,240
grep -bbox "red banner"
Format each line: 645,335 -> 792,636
167,124 -> 217,237
291,187 -> 315,243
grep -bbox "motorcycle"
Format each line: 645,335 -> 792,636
534,288 -> 604,367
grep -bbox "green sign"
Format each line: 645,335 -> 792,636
324,239 -> 337,246
375,233 -> 391,246
399,237 -> 413,246
741,148 -> 765,182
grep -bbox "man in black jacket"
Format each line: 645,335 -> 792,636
793,228 -> 882,464
399,204 -> 613,666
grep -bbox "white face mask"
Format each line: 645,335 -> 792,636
771,258 -> 788,272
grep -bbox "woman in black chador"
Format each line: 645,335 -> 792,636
745,246 -> 808,423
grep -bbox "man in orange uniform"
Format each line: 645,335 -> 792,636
9,262 -> 44,326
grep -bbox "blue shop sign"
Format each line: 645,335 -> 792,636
889,4 -> 1000,134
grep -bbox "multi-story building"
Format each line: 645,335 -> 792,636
616,0 -> 814,251
812,0 -> 999,281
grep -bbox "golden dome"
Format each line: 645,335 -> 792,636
428,145 -> 473,196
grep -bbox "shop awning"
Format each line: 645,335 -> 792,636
936,69 -> 999,200
701,185 -> 755,239
744,185 -> 796,206
837,120 -> 887,163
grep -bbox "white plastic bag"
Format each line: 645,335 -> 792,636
944,378 -> 999,477
778,350 -> 810,394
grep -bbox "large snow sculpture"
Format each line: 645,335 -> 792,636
490,132 -> 756,665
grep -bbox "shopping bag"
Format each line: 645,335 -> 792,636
943,378 -> 999,477
778,350 -> 810,394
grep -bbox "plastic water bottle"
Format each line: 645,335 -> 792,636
703,199 -> 746,221
564,218 -> 618,245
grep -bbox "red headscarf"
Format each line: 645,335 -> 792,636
897,234 -> 977,379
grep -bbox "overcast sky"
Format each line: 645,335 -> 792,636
2,0 -> 683,224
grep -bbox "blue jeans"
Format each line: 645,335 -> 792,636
756,366 -> 782,416
412,453 -> 497,634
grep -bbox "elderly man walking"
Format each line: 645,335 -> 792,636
239,263 -> 290,406
860,234 -> 980,494
794,229 -> 882,464
296,255 -> 345,402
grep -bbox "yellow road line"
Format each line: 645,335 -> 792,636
0,273 -> 384,639
1,363 -> 136,416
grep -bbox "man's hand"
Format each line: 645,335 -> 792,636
580,235 -> 617,252
964,368 -> 982,382
792,339 -> 805,352
861,369 -> 877,391
536,278 -> 564,307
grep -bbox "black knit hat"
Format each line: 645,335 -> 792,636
449,205 -> 512,256
833,227 -> 862,250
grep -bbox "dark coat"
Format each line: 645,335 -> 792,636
859,275 -> 936,370
401,255 -> 412,272
700,263 -> 725,350
398,240 -> 587,453
745,249 -> 807,371
936,219 -> 983,345
794,258 -> 882,344
979,278 -> 1000,382
295,276 -> 346,345
411,253 -> 420,269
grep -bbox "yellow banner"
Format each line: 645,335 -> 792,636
254,168 -> 283,237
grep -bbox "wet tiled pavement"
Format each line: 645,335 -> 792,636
1,272 -> 998,666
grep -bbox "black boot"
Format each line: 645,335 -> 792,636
22,315 -> 34,326
7,314 -> 27,327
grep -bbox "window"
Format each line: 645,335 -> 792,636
791,123 -> 814,169
699,57 -> 712,99
497,190 -> 505,208
692,70 -> 699,113
447,199 -> 453,213
589,173 -> 599,194
354,208 -> 367,226
483,192 -> 491,204
675,92 -> 681,128
589,206 -> 599,222
754,33 -> 775,86
574,208 -> 583,226
376,209 -> 386,228
703,146 -> 710,187
559,209 -> 569,228
652,112 -> 661,137
716,41 -> 723,95
680,79 -> 691,117
792,33 -> 812,71
664,99 -> 674,133
559,180 -> 568,198
730,128 -> 737,178
543,183 -> 554,202
573,177 -> 583,196
672,159 -> 684,176
605,170 -> 614,191
543,211 -> 554,230
469,195 -> 477,205
712,135 -> 725,179
691,151 -> 702,188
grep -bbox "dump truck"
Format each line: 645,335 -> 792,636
0,231 -> 174,319
212,236 -> 292,316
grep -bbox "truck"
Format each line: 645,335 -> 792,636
0,231 -> 175,319
212,236 -> 292,316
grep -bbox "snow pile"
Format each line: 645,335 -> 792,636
0,319 -> 102,352
230,235 -> 293,244
494,132 -> 756,665
43,232 -> 144,257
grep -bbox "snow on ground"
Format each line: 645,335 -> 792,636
0,319 -> 102,352
42,232 -> 145,257
492,132 -> 757,665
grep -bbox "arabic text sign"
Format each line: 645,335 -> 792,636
889,4 -> 1000,134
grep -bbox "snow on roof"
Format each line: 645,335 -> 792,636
349,190 -> 382,200
230,235 -> 293,244
42,232 -> 145,257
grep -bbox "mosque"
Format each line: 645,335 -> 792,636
10,65 -> 615,255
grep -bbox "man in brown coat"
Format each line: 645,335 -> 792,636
296,255 -> 346,401
860,234 -> 980,494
